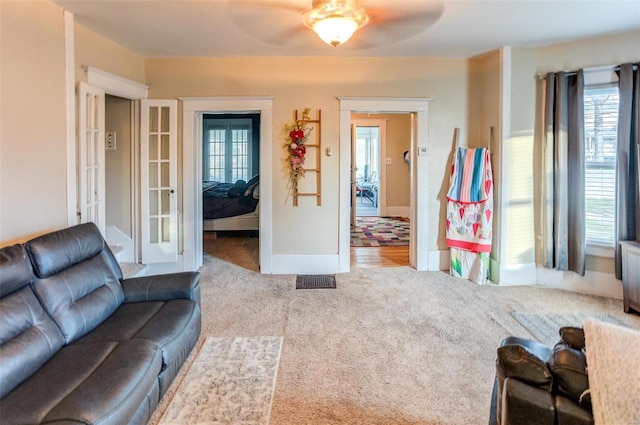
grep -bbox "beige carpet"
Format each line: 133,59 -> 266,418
153,234 -> 640,425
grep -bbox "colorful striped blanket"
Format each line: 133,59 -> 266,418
446,147 -> 493,253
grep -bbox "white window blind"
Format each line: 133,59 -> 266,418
584,85 -> 618,247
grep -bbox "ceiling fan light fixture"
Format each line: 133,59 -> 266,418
302,0 -> 369,47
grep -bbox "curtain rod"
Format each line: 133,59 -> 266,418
536,63 -> 638,80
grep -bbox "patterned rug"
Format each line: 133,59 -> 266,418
158,336 -> 282,425
351,216 -> 410,247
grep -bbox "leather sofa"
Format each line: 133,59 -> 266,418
489,327 -> 593,425
0,223 -> 202,425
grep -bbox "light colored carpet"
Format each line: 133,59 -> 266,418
157,336 -> 282,425
153,235 -> 640,425
511,312 -> 629,347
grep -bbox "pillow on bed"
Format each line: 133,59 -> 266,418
228,180 -> 248,198
247,174 -> 259,187
244,182 -> 259,197
252,183 -> 260,199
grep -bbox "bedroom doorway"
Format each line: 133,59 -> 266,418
201,113 -> 260,270
181,97 -> 273,273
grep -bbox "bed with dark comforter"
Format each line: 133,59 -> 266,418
202,175 -> 259,231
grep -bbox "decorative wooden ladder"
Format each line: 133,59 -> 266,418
294,109 -> 322,206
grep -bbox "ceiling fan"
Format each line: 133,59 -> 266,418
227,0 -> 444,50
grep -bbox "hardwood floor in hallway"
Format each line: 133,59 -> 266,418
350,246 -> 409,268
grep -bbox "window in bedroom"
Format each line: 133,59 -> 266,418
584,84 -> 619,250
203,114 -> 260,183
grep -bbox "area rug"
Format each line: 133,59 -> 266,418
350,216 -> 409,247
511,312 -> 628,347
157,336 -> 283,425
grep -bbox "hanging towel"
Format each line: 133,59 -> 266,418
446,147 -> 493,253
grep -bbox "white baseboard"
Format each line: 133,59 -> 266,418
428,249 -> 450,271
270,254 -> 340,274
535,266 -> 622,299
489,260 -> 537,285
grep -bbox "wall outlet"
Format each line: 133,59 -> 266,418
385,157 -> 392,165
106,132 -> 117,150
418,146 -> 428,156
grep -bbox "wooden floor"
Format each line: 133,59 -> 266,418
350,246 -> 409,268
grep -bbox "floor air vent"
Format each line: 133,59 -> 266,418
296,274 -> 337,289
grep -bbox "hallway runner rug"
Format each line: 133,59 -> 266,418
351,216 -> 410,247
158,336 -> 282,425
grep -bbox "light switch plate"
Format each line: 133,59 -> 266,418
418,146 -> 428,156
106,132 -> 116,150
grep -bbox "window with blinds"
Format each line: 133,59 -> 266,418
584,85 -> 618,247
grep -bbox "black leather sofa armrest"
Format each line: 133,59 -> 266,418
121,272 -> 201,305
502,377 -> 555,425
497,336 -> 553,391
548,341 -> 589,406
559,326 -> 585,350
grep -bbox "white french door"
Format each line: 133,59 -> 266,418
77,82 -> 106,234
140,100 -> 178,264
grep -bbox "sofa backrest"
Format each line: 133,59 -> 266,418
26,223 -> 125,344
0,244 -> 66,399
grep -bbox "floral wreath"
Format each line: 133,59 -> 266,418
284,108 -> 311,192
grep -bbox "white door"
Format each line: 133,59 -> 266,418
140,100 -> 178,264
77,82 -> 106,233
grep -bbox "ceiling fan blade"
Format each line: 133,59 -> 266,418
348,1 -> 445,49
227,0 -> 320,47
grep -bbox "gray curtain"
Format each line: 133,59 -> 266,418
615,63 -> 640,279
542,70 -> 586,275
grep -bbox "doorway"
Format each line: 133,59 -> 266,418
201,113 -> 260,271
338,97 -> 431,272
350,115 -> 411,268
104,94 -> 136,263
181,97 -> 274,273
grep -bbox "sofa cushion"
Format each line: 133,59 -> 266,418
0,245 -> 66,399
502,377 -> 555,425
0,339 -> 162,425
30,252 -> 125,344
26,222 -> 107,278
555,395 -> 594,425
0,244 -> 35,298
72,299 -> 201,396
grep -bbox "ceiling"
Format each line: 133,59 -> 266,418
52,0 -> 640,58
